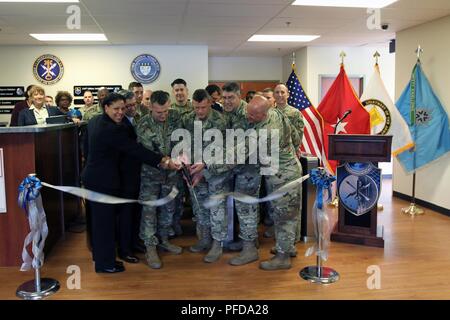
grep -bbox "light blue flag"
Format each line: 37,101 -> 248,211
396,63 -> 450,173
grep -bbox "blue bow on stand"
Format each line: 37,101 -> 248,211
300,168 -> 340,284
17,174 -> 48,271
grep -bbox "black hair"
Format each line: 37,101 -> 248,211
205,84 -> 221,96
171,78 -> 187,87
192,89 -> 211,103
150,90 -> 170,106
103,92 -> 125,109
222,82 -> 240,95
128,81 -> 143,90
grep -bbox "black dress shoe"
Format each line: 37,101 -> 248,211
132,244 -> 147,254
95,265 -> 125,273
119,254 -> 140,264
115,260 -> 124,267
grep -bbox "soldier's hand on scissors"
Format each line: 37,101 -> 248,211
190,163 -> 206,175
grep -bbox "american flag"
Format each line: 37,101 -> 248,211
286,69 -> 330,170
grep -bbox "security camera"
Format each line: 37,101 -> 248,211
381,23 -> 389,30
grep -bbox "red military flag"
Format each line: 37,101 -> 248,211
318,65 -> 371,173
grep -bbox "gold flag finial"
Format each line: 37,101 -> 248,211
415,45 -> 423,62
292,52 -> 296,70
373,51 -> 381,64
339,51 -> 346,65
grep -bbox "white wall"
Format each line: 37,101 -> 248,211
0,45 -> 208,123
305,46 -> 395,107
394,16 -> 450,209
282,47 -> 308,87
208,56 -> 282,81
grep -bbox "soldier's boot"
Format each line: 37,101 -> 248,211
204,240 -> 222,263
259,252 -> 291,270
270,246 -> 297,257
229,240 -> 259,266
190,225 -> 212,253
263,225 -> 274,238
173,223 -> 183,236
145,245 -> 162,269
158,237 -> 183,255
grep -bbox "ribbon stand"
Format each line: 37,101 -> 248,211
16,174 -> 60,300
300,168 -> 339,284
401,45 -> 425,216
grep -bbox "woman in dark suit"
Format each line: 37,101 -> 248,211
82,92 -> 179,273
17,86 -> 63,126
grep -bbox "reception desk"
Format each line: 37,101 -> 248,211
0,123 -> 81,266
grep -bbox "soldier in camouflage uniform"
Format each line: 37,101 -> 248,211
170,78 -> 194,236
83,87 -> 109,122
206,82 -> 262,266
273,83 -> 304,247
180,89 -> 229,263
136,90 -> 183,269
129,81 -> 149,117
247,95 -> 302,270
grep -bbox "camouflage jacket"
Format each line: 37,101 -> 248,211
223,100 -> 247,129
276,104 -> 304,151
171,100 -> 193,116
82,104 -> 102,122
181,109 -> 227,164
136,109 -> 181,180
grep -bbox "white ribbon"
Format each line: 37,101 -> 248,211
203,174 -> 310,208
20,195 -> 48,271
41,182 -> 178,207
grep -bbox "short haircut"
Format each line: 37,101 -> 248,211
222,82 -> 240,95
83,90 -> 93,96
192,89 -> 211,103
263,87 -> 274,93
55,91 -> 73,105
118,90 -> 135,100
171,78 -> 187,87
45,95 -> 53,100
128,81 -> 143,90
205,84 -> 221,96
29,86 -> 45,97
151,90 -> 170,106
103,92 -> 125,108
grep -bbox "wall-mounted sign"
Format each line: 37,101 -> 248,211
73,85 -> 122,97
130,54 -> 161,84
0,108 -> 13,114
0,148 -> 6,213
0,100 -> 20,107
33,54 -> 64,85
0,86 -> 24,98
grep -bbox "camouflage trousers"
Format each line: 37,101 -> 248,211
172,173 -> 186,226
264,158 -> 302,254
139,178 -> 176,247
231,165 -> 262,242
190,173 -> 230,242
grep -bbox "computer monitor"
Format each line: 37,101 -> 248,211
46,115 -> 67,124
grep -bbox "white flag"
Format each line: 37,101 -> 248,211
361,64 -> 414,155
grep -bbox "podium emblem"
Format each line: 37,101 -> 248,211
33,54 -> 64,85
130,54 -> 161,84
337,162 -> 381,216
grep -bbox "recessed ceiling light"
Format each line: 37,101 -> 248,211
30,33 -> 107,41
0,0 -> 79,2
248,35 -> 320,42
292,0 -> 397,8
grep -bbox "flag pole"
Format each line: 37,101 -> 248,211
373,51 -> 385,211
329,52 -> 347,208
402,45 -> 424,216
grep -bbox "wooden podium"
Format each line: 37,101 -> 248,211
329,134 -> 392,248
0,123 -> 81,266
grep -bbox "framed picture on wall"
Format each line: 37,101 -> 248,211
319,75 -> 364,103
